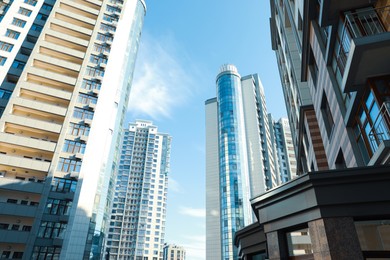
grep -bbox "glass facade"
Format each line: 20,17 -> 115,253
216,66 -> 250,260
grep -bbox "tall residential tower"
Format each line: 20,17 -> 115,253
106,120 -> 171,260
205,65 -> 295,259
0,0 -> 146,258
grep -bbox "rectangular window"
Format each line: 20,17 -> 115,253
24,0 -> 37,6
0,41 -> 14,52
0,56 -> 7,66
31,24 -> 43,32
32,246 -> 61,259
44,198 -> 72,215
63,139 -> 86,154
51,177 -> 77,192
321,91 -> 334,138
57,158 -> 82,173
12,18 -> 27,28
11,60 -> 25,70
5,29 -> 20,39
67,122 -> 90,136
41,4 -> 53,10
38,221 -> 67,238
77,93 -> 97,105
18,7 -> 32,16
73,108 -> 94,120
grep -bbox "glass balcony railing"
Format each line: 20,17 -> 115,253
368,101 -> 390,154
332,5 -> 390,86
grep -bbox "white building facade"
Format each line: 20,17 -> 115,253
0,0 -> 146,258
106,120 -> 171,260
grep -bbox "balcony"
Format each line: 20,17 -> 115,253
332,5 -> 390,93
368,102 -> 390,165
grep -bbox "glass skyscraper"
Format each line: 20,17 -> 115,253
206,64 -> 296,259
106,120 -> 171,260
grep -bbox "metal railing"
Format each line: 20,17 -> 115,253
368,101 -> 390,153
333,5 -> 390,81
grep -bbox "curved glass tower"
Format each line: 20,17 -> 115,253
216,65 -> 252,259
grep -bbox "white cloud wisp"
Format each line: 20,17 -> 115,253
128,33 -> 194,119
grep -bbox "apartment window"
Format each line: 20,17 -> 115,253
32,246 -> 61,259
85,66 -> 104,77
5,29 -> 20,39
0,41 -> 13,52
63,140 -> 86,154
354,77 -> 390,161
67,122 -> 90,136
73,107 -> 94,120
89,54 -> 107,65
38,221 -> 67,238
51,177 -> 77,192
81,79 -> 101,91
0,56 -> 6,66
96,33 -> 113,42
93,43 -> 110,53
57,158 -> 82,173
0,223 -> 9,230
12,252 -> 23,259
308,47 -> 318,88
1,251 -> 11,258
100,23 -> 116,32
36,13 -> 48,21
18,7 -> 32,16
321,91 -> 334,138
41,4 -> 53,10
31,24 -> 43,32
24,0 -> 37,6
11,60 -> 25,70
22,225 -> 32,231
335,149 -> 346,169
12,18 -> 27,28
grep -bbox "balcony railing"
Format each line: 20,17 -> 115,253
332,5 -> 390,84
368,101 -> 390,154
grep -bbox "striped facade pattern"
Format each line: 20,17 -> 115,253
307,24 -> 360,169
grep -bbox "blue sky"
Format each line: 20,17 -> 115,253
125,1 -> 286,259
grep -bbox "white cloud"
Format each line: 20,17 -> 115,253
179,207 -> 206,218
128,33 -> 194,119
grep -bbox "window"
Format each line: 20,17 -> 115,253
38,221 -> 67,238
36,13 -> 48,21
0,41 -> 14,51
77,93 -> 97,105
0,56 -> 6,66
309,47 -> 318,87
12,18 -> 27,28
18,7 -> 32,16
32,246 -> 61,260
89,54 -> 107,65
11,60 -> 25,70
0,223 -> 9,230
57,158 -> 82,173
7,198 -> 17,203
5,29 -> 20,39
335,149 -> 346,169
51,177 -> 77,192
67,123 -> 90,136
85,66 -> 104,77
31,24 -> 43,32
81,79 -> 101,91
321,91 -> 334,138
73,108 -> 94,120
12,252 -> 23,259
24,0 -> 37,6
41,4 -> 53,10
1,251 -> 10,258
22,225 -> 32,231
63,140 -> 86,154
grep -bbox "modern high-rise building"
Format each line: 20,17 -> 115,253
235,1 -> 390,259
106,120 -> 171,260
205,64 -> 295,260
162,243 -> 186,260
270,117 -> 297,183
270,0 -> 390,173
0,0 -> 146,258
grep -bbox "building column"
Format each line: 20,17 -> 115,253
266,231 -> 288,260
309,217 -> 364,260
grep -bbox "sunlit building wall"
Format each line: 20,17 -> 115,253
163,243 -> 186,260
106,120 -> 171,260
0,0 -> 146,258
